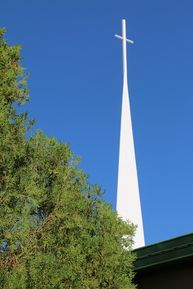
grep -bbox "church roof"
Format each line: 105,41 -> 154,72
134,233 -> 193,271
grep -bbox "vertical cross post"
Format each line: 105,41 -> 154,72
122,19 -> 128,84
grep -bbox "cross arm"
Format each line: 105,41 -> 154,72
115,34 -> 134,44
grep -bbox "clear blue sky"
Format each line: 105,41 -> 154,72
1,0 -> 193,245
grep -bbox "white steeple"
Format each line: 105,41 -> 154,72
115,19 -> 145,249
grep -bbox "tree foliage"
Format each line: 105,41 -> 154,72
0,29 -> 136,289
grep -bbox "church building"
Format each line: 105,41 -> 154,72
115,20 -> 193,289
134,233 -> 193,289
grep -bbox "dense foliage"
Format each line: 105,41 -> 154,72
0,29 -> 136,289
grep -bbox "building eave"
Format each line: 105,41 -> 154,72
134,233 -> 193,271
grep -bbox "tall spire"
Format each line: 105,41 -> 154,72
115,19 -> 145,249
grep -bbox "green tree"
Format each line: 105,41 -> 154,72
0,29 -> 136,289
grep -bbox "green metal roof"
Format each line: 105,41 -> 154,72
134,233 -> 193,271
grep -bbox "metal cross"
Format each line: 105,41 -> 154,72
115,19 -> 134,44
115,19 -> 134,85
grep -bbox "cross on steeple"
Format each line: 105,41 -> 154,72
115,19 -> 134,80
115,19 -> 134,45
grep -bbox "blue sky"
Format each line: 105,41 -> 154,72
1,0 -> 193,245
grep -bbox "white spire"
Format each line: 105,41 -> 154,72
115,19 -> 145,249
